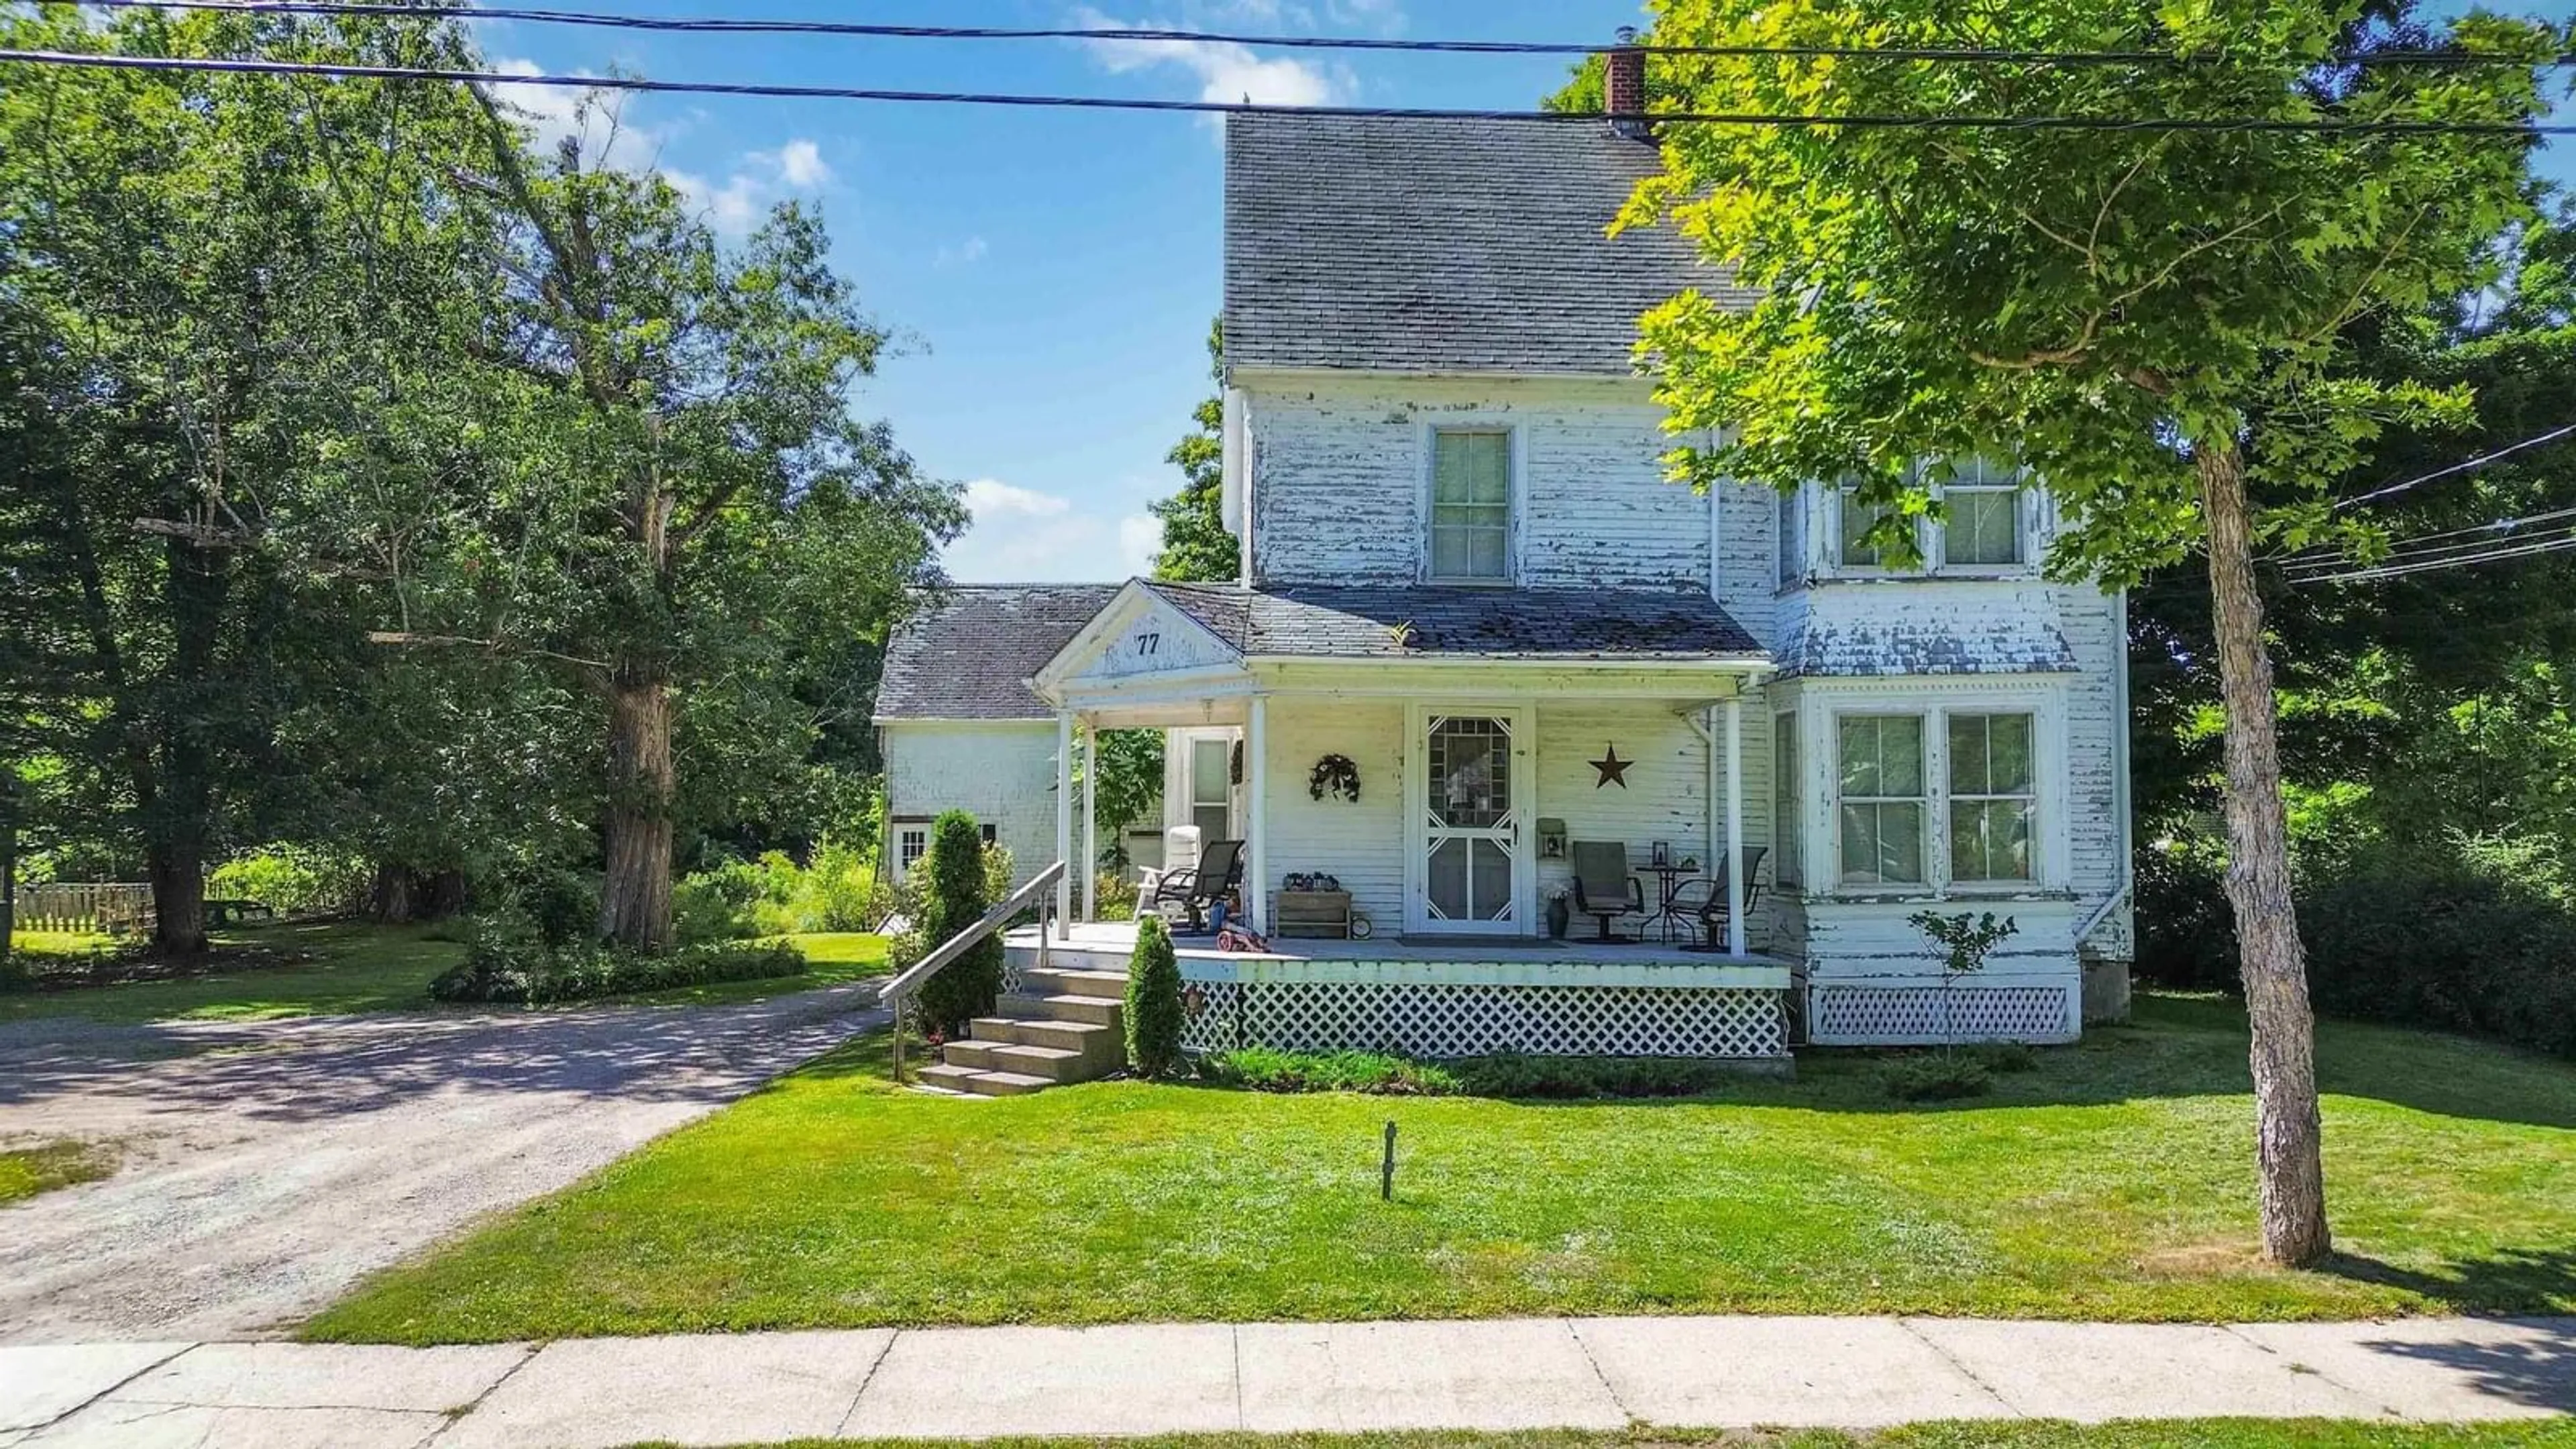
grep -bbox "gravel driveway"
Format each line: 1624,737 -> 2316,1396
0,987 -> 885,1344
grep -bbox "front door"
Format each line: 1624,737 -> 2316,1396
1411,710 -> 1527,935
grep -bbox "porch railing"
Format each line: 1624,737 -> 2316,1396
875,859 -> 1065,1085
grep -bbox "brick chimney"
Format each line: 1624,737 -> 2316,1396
1606,25 -> 1649,140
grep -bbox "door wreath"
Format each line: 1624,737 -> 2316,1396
1307,753 -> 1362,803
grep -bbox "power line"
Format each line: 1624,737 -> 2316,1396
2281,502 -> 2576,578
2296,531 -> 2576,585
2329,421 -> 2576,511
66,0 -> 2576,68
4,49 -> 2568,136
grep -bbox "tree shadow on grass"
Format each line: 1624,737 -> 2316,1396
2324,1245 -> 2576,1321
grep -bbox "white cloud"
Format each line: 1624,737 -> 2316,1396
669,139 -> 835,239
1072,5 -> 1346,109
964,478 -> 1073,521
941,482 -> 1158,584
936,235 -> 991,268
488,57 -> 668,173
771,138 -> 833,188
1118,514 -> 1166,576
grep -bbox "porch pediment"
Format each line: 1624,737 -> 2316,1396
1034,580 -> 1251,698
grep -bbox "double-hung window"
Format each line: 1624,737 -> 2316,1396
1948,713 -> 2036,882
1829,708 -> 2043,890
1939,457 -> 2025,568
896,824 -> 930,878
1835,487 -> 1902,569
1429,428 -> 1511,582
1188,737 -> 1233,843
1836,716 -> 1927,886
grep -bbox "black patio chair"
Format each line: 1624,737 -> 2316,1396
1670,845 -> 1771,951
1569,841 -> 1645,944
1152,837 -> 1244,934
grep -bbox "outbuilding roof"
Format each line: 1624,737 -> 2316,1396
1146,582 -> 1766,660
875,584 -> 1122,721
1222,112 -> 1754,377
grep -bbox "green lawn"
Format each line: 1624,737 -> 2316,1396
306,994 -> 2576,1345
676,1428 -> 2576,1449
0,1140 -> 116,1206
1,923 -> 888,1024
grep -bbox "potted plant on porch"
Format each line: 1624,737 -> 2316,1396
1543,882 -> 1572,941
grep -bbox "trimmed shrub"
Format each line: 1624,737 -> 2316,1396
428,934 -> 804,1005
1970,1040 -> 2041,1074
1197,1046 -> 1460,1095
913,811 -> 1003,1037
1880,1055 -> 1993,1102
1454,1052 -> 1739,1100
2298,847 -> 2576,1060
1125,912 -> 1186,1077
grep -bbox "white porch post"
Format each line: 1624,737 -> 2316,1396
1246,694 -> 1269,934
1055,709 -> 1074,939
1725,695 -> 1747,958
1081,719 -> 1097,922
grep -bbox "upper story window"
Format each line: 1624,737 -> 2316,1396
1939,457 -> 2025,568
1429,427 -> 1511,583
1827,458 -> 2032,574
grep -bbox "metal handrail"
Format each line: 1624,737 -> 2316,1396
879,859 -> 1066,1085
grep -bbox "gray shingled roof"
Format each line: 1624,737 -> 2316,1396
875,584 -> 1121,721
1150,582 -> 1764,659
1223,113 -> 1755,376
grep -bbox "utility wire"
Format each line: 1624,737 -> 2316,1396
4,50 -> 2569,136
2297,531 -> 2576,584
66,0 -> 2576,68
2329,421 -> 2576,511
2281,502 -> 2576,578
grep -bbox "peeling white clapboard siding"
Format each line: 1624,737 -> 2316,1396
1529,702 -> 1774,904
881,722 -> 1061,891
1260,698 -> 1408,933
1243,376 -> 1713,590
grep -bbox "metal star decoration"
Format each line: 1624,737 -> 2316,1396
1590,744 -> 1631,789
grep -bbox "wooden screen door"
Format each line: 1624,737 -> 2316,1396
1413,711 -> 1525,935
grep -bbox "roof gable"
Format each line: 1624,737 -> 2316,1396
1222,113 -> 1757,377
874,584 -> 1122,721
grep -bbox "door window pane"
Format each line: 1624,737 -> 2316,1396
1428,716 -> 1511,830
1468,838 -> 1513,922
1430,429 -> 1511,580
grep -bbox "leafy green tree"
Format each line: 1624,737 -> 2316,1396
1621,0 -> 2552,1264
915,809 -> 1003,1035
1149,320 -> 1238,583
0,5 -> 492,951
1083,727 -> 1164,869
1124,912 -> 1186,1077
362,93 -> 962,948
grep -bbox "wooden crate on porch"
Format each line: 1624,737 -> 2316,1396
1273,890 -> 1351,939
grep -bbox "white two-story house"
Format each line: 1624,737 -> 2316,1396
875,105 -> 2133,1081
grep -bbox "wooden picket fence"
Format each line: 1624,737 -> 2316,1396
14,882 -> 154,934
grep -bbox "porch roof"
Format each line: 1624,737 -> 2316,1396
1145,582 -> 1768,661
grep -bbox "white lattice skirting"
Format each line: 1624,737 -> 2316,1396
1807,982 -> 2078,1045
1176,979 -> 1790,1060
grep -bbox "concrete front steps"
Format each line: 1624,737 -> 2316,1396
917,963 -> 1130,1097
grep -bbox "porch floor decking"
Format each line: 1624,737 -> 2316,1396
1004,920 -> 1792,984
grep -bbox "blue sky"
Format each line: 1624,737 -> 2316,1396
474,1 -> 2573,584
474,0 -> 1649,584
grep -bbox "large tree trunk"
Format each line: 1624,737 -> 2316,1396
598,667 -> 675,949
2198,439 -> 2330,1267
372,859 -> 415,924
149,535 -> 227,956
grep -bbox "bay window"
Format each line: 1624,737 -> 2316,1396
1939,457 -> 2025,568
1829,707 -> 2045,892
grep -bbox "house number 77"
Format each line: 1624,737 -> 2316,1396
1133,631 -> 1161,657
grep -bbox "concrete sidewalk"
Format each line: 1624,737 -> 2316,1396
5,1316 -> 2571,1448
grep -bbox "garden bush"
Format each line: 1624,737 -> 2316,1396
209,845 -> 370,918
2298,842 -> 2576,1060
912,812 -> 1002,1036
428,930 -> 804,1005
1125,913 -> 1186,1077
1969,1040 -> 2041,1074
1453,1052 -> 1741,1099
1880,1054 -> 1994,1102
1196,1046 -> 1460,1095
